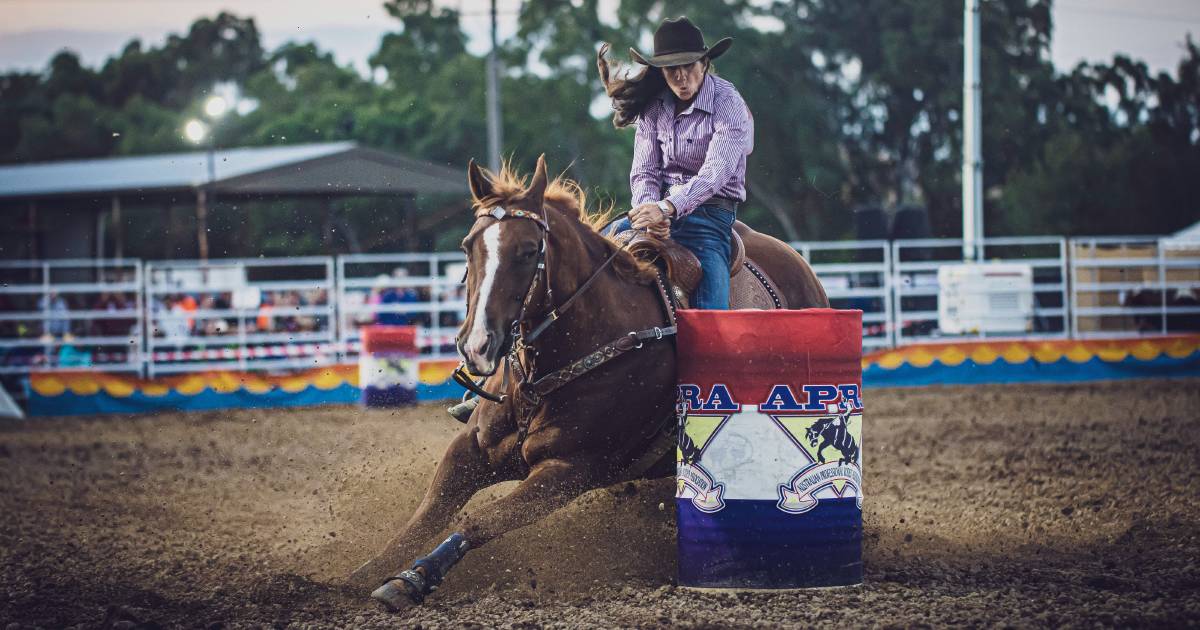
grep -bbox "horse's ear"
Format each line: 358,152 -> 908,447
467,158 -> 493,202
524,154 -> 548,205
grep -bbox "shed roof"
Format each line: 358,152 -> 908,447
0,142 -> 467,200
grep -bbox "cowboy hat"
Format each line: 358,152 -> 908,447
629,16 -> 732,68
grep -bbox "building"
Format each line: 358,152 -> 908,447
0,142 -> 468,260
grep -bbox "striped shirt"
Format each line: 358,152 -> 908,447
630,73 -> 754,218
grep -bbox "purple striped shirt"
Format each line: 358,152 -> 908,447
630,73 -> 754,218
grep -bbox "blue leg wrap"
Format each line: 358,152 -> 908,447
411,532 -> 470,590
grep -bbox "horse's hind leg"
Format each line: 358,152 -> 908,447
349,425 -> 519,589
373,456 -> 602,608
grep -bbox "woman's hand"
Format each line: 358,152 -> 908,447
629,202 -> 671,239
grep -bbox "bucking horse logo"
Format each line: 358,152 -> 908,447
678,428 -> 703,465
805,403 -> 859,466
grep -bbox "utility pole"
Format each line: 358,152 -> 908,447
485,0 -> 503,172
962,0 -> 984,261
197,138 -> 215,262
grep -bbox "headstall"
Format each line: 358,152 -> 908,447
451,204 -> 678,443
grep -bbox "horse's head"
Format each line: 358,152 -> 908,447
805,418 -> 831,447
456,156 -> 551,375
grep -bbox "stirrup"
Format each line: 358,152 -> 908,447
446,395 -> 480,424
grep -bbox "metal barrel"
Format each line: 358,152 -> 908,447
359,325 -> 418,407
675,309 -> 864,588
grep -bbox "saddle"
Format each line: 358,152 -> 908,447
613,221 -> 787,309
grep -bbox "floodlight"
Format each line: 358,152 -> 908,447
204,95 -> 228,119
184,119 -> 209,144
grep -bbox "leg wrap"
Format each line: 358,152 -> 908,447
411,532 -> 470,591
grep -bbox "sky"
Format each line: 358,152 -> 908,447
0,0 -> 1198,78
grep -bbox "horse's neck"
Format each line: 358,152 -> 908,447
531,219 -> 659,363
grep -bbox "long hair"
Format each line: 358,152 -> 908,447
596,43 -> 667,128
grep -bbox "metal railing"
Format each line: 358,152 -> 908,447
793,240 -> 892,349
335,253 -> 467,361
0,234 -> 1196,383
143,257 -> 338,376
0,259 -> 142,375
892,236 -> 1069,345
1070,236 -> 1200,339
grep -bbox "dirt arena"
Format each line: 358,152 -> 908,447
2,379 -> 1198,628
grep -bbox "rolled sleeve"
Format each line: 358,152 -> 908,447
665,94 -> 752,217
630,114 -> 664,207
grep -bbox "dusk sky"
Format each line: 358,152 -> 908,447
1,0 -> 1197,77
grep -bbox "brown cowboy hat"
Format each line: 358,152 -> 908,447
629,16 -> 732,68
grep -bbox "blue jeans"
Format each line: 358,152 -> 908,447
607,204 -> 735,309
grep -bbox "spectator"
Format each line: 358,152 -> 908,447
256,293 -> 275,333
162,296 -> 190,344
39,291 -> 69,338
92,292 -> 134,337
376,268 -> 420,326
57,343 -> 92,368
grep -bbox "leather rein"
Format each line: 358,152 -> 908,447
451,205 -> 678,434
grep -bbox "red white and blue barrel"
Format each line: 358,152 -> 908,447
359,325 -> 418,407
676,309 -> 863,588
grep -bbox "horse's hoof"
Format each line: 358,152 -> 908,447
371,577 -> 421,612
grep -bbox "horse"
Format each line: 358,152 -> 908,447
806,404 -> 859,466
349,155 -> 829,610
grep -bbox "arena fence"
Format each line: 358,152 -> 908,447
892,236 -> 1069,345
0,259 -> 143,375
143,257 -> 338,377
1,235 -> 1197,382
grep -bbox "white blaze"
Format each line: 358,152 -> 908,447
465,222 -> 502,367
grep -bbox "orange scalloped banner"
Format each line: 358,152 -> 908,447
863,335 -> 1200,371
30,365 -> 360,399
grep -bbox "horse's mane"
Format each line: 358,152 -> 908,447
470,161 -> 657,285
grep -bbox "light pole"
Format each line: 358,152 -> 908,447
184,95 -> 228,261
962,0 -> 983,261
485,0 -> 502,172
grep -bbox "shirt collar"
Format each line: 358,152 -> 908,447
661,73 -> 716,115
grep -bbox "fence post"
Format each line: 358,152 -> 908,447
1158,239 -> 1168,335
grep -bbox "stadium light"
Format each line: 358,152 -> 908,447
204,95 -> 228,119
184,119 -> 209,144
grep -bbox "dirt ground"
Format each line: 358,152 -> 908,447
2,379 -> 1199,628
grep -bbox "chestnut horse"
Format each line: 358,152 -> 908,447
350,156 -> 828,609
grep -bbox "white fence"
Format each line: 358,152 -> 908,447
892,237 -> 1069,345
1,235 -> 1197,379
1070,236 -> 1200,339
0,259 -> 142,375
143,257 -> 338,376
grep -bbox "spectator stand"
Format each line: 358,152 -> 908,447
0,259 -> 142,382
143,257 -> 338,377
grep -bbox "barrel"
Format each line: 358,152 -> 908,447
675,309 -> 863,589
359,325 -> 418,407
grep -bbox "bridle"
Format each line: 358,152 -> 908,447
452,202 -> 678,414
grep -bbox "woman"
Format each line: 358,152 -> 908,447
599,16 -> 754,310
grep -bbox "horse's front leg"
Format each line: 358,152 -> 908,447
371,455 -> 602,610
817,437 -> 833,463
349,422 -> 519,589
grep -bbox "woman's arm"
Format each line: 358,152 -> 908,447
663,93 -> 752,218
630,113 -> 663,206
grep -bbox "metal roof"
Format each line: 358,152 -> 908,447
0,142 -> 467,199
